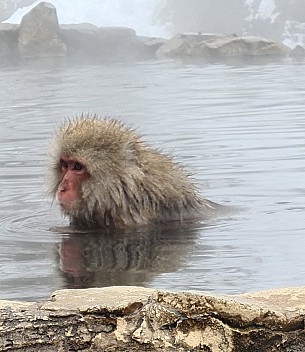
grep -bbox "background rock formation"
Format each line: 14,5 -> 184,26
18,1 -> 66,58
0,2 -> 294,65
3,0 -> 305,48
158,0 -> 305,48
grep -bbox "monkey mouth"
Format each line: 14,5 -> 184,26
58,201 -> 68,210
58,201 -> 75,212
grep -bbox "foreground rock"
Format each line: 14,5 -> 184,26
1,286 -> 305,351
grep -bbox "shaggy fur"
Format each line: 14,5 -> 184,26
48,115 -> 218,229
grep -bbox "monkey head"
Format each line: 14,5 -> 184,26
48,115 -> 145,228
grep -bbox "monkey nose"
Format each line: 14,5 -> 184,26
58,179 -> 71,192
58,185 -> 66,193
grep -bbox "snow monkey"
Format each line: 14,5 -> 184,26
47,114 -> 219,229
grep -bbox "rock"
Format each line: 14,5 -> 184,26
0,23 -> 19,65
137,36 -> 167,59
157,33 -> 290,62
59,23 -> 108,62
204,35 -> 290,57
156,32 -> 236,59
18,1 -> 67,59
290,44 -> 305,57
42,286 -> 152,313
1,286 -> 305,351
60,24 -> 151,63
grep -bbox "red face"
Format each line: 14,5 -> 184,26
56,156 -> 88,211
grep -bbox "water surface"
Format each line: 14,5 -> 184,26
0,59 -> 304,301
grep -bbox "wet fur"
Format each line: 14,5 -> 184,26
48,114 -> 219,229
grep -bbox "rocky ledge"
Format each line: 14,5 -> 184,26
1,286 -> 305,351
1,1 -> 304,66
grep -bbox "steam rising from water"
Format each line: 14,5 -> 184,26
5,0 -> 170,38
5,0 -> 305,47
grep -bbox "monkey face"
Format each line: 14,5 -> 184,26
56,156 -> 89,212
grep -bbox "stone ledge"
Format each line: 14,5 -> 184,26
0,286 -> 305,351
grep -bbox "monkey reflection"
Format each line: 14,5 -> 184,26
48,114 -> 220,230
56,224 -> 201,288
57,236 -> 94,287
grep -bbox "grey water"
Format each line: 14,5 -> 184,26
0,59 -> 304,301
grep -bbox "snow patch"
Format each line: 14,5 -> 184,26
256,0 -> 280,23
246,0 -> 280,23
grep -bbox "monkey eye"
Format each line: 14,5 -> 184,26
74,162 -> 83,171
60,159 -> 68,169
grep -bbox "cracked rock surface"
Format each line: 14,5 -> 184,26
0,286 -> 305,351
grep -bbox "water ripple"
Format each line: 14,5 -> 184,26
0,61 -> 305,299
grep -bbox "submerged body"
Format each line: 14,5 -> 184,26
48,115 -> 219,229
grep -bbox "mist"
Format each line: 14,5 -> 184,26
3,0 -> 305,47
157,0 -> 305,47
2,0 -> 169,38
